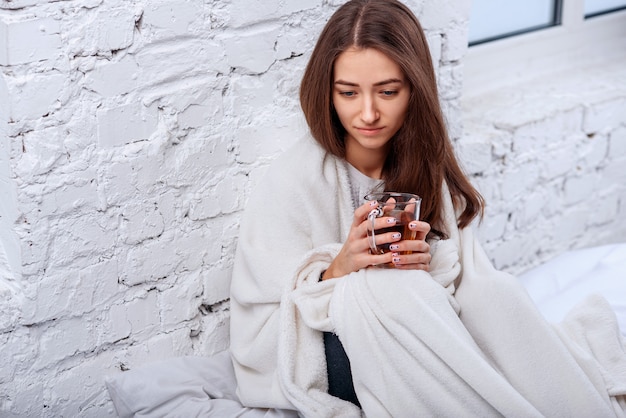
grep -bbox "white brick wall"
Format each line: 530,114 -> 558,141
463,60 -> 626,274
0,0 -> 623,416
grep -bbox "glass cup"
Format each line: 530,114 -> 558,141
365,192 -> 422,268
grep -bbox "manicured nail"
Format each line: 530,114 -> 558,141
392,233 -> 401,239
393,257 -> 401,263
387,218 -> 396,224
369,201 -> 378,207
409,222 -> 418,228
389,244 -> 399,251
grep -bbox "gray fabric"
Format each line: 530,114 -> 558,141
345,161 -> 384,210
105,350 -> 298,418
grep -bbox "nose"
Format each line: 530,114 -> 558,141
360,96 -> 379,124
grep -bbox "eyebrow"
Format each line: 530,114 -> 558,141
334,78 -> 404,87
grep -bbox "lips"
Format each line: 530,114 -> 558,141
356,127 -> 384,136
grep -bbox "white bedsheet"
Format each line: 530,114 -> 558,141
518,243 -> 626,336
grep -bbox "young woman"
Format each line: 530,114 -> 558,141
230,1 -> 626,416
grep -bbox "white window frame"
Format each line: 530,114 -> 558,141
463,0 -> 626,98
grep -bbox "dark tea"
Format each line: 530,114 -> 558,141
368,210 -> 417,255
365,192 -> 422,269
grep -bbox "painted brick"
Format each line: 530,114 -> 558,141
512,108 -> 584,155
426,32 -> 442,73
118,328 -> 194,373
0,16 -> 61,65
476,211 -> 507,242
237,113 -> 305,162
121,233 -> 178,286
86,55 -> 140,97
14,126 -> 66,179
21,270 -> 81,325
192,309 -> 231,356
96,102 -> 158,148
488,233 -> 533,270
120,202 -> 165,245
47,351 -> 119,417
165,136 -> 231,187
126,290 -> 160,337
437,61 -> 463,100
4,72 -> 66,120
66,6 -> 135,56
584,98 -> 626,134
442,22 -> 470,63
224,26 -> 280,74
0,279 -> 20,333
159,271 -> 203,328
499,163 -> 540,202
226,0 -> 322,28
580,132 -> 609,169
134,39 -> 228,84
589,193 -> 619,226
275,26 -> 314,61
420,0 -> 468,30
0,73 -> 8,122
554,207 -> 588,243
539,141 -> 579,180
563,174 -> 596,206
178,103 -> 217,129
203,266 -> 233,305
39,174 -> 99,218
34,317 -> 98,370
47,216 -> 117,270
142,1 -> 202,37
517,190 -> 547,228
99,160 -> 138,208
102,302 -> 132,344
229,73 -> 276,112
609,125 -> 626,158
455,135 -> 492,174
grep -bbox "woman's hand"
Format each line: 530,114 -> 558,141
386,220 -> 431,270
321,201 -> 431,280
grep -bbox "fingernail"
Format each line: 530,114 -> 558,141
409,222 -> 418,228
389,244 -> 399,250
393,257 -> 401,263
387,218 -> 396,224
391,252 -> 399,257
392,233 -> 401,239
369,201 -> 378,207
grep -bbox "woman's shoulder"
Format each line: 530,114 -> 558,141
263,135 -> 337,186
270,135 -> 327,172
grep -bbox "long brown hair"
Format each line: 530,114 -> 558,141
300,0 -> 483,235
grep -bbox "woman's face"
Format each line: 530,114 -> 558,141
333,47 -> 410,177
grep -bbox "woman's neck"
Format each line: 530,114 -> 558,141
345,141 -> 388,179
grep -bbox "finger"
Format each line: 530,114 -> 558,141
382,197 -> 397,212
390,251 -> 431,267
368,216 -> 398,233
408,221 -> 431,240
365,252 -> 394,267
354,200 -> 380,227
388,240 -> 430,254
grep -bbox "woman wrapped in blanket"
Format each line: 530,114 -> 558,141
229,1 -> 626,416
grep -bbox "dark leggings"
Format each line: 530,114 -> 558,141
323,331 -> 361,407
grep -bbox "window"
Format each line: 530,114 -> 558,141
469,0 -> 562,46
585,0 -> 626,17
463,0 -> 626,96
